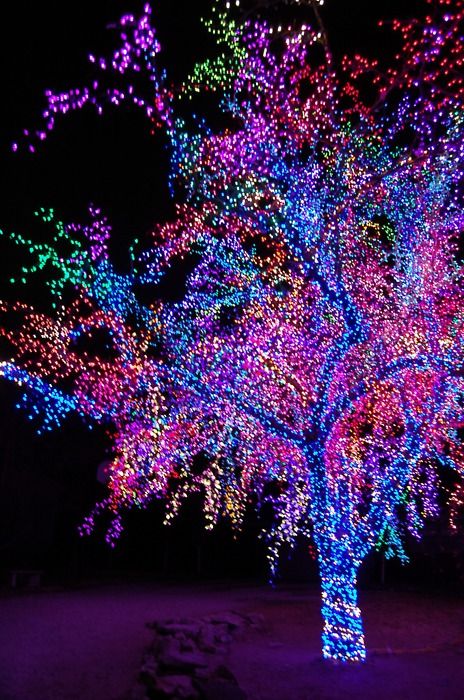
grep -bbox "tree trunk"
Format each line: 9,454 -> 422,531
318,542 -> 366,662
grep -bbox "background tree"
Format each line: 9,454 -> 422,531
1,0 -> 463,662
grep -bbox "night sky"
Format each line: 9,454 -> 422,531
0,0 -> 457,585
1,0 -> 424,247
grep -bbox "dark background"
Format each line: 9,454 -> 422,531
0,0 -> 461,589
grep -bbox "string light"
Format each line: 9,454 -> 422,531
1,0 -> 464,663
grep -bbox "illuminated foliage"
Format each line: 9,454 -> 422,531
1,0 -> 464,662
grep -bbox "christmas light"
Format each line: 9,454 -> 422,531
1,0 -> 463,663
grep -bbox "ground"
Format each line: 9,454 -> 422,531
1,581 -> 463,699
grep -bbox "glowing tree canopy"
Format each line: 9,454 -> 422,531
1,0 -> 464,662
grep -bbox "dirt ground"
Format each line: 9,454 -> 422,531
1,581 -> 463,700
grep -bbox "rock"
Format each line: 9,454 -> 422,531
213,644 -> 228,656
180,638 -> 197,653
139,656 -> 159,683
208,612 -> 245,630
211,665 -> 239,683
155,674 -> 199,699
196,680 -> 247,700
209,623 -> 228,641
196,665 -> 247,698
197,625 -> 217,653
137,613 -> 249,700
142,651 -> 159,667
158,637 -> 182,657
157,623 -> 201,638
194,667 -> 210,680
159,648 -> 208,673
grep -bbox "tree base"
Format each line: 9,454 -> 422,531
320,566 -> 367,663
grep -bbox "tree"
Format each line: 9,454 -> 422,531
1,0 -> 463,662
